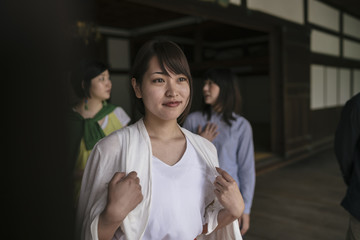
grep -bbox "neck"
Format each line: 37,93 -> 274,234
86,98 -> 104,111
212,104 -> 222,113
143,115 -> 182,141
77,98 -> 104,118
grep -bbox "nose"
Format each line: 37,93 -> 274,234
203,82 -> 209,92
106,78 -> 112,88
165,81 -> 178,97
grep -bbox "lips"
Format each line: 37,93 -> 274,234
204,95 -> 211,100
163,101 -> 181,107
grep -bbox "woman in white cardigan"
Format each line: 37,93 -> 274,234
76,40 -> 244,240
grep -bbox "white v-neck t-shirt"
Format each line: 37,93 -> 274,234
113,138 -> 215,240
142,137 -> 214,240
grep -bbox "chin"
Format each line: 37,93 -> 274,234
159,113 -> 182,121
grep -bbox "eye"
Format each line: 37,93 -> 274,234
152,78 -> 165,83
178,77 -> 188,82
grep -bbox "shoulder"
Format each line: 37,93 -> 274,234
95,122 -> 137,153
347,93 -> 360,110
181,127 -> 217,153
232,113 -> 252,129
181,127 -> 219,168
94,129 -> 122,155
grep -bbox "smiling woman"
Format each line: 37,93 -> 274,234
131,55 -> 190,124
76,40 -> 244,240
130,40 -> 193,124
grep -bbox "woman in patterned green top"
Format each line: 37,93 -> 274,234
67,59 -> 130,201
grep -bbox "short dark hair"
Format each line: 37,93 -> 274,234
130,40 -> 193,124
202,68 -> 241,126
71,59 -> 108,99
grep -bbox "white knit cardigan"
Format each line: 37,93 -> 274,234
76,119 -> 242,240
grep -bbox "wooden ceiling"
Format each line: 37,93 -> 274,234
92,0 -> 270,75
91,0 -> 359,75
94,0 -> 267,43
96,0 -> 186,30
94,0 -> 360,35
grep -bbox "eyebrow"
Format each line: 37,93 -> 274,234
151,71 -> 165,75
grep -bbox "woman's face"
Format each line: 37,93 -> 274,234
132,56 -> 190,122
203,79 -> 220,106
89,70 -> 112,100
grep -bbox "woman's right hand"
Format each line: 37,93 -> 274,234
99,171 -> 143,239
106,171 -> 143,222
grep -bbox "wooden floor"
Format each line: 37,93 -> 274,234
244,149 -> 350,240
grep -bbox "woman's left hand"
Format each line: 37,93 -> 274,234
214,167 -> 244,219
238,213 -> 250,235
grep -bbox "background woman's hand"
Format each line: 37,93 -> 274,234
214,167 -> 244,219
197,122 -> 219,142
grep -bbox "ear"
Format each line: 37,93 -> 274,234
131,78 -> 142,98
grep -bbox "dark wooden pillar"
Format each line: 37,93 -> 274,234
281,26 -> 311,158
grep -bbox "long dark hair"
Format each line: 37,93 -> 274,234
130,40 -> 193,124
202,68 -> 241,126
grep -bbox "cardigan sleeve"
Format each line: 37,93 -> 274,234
183,128 -> 243,240
76,132 -> 123,240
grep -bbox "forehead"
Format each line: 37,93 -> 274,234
92,69 -> 109,79
99,70 -> 109,76
204,79 -> 215,83
147,56 -> 161,71
146,56 -> 175,76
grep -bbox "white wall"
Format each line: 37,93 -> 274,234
110,74 -> 132,115
325,67 -> 337,107
308,0 -> 339,32
107,38 -> 130,70
310,64 -> 325,110
229,0 -> 241,6
107,37 -> 132,116
247,0 -> 304,24
344,14 -> 360,39
310,30 -> 340,56
343,39 -> 360,61
311,64 -> 359,109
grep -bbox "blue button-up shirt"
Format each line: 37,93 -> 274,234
183,111 -> 255,214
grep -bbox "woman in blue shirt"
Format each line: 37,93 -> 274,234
183,68 -> 256,235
